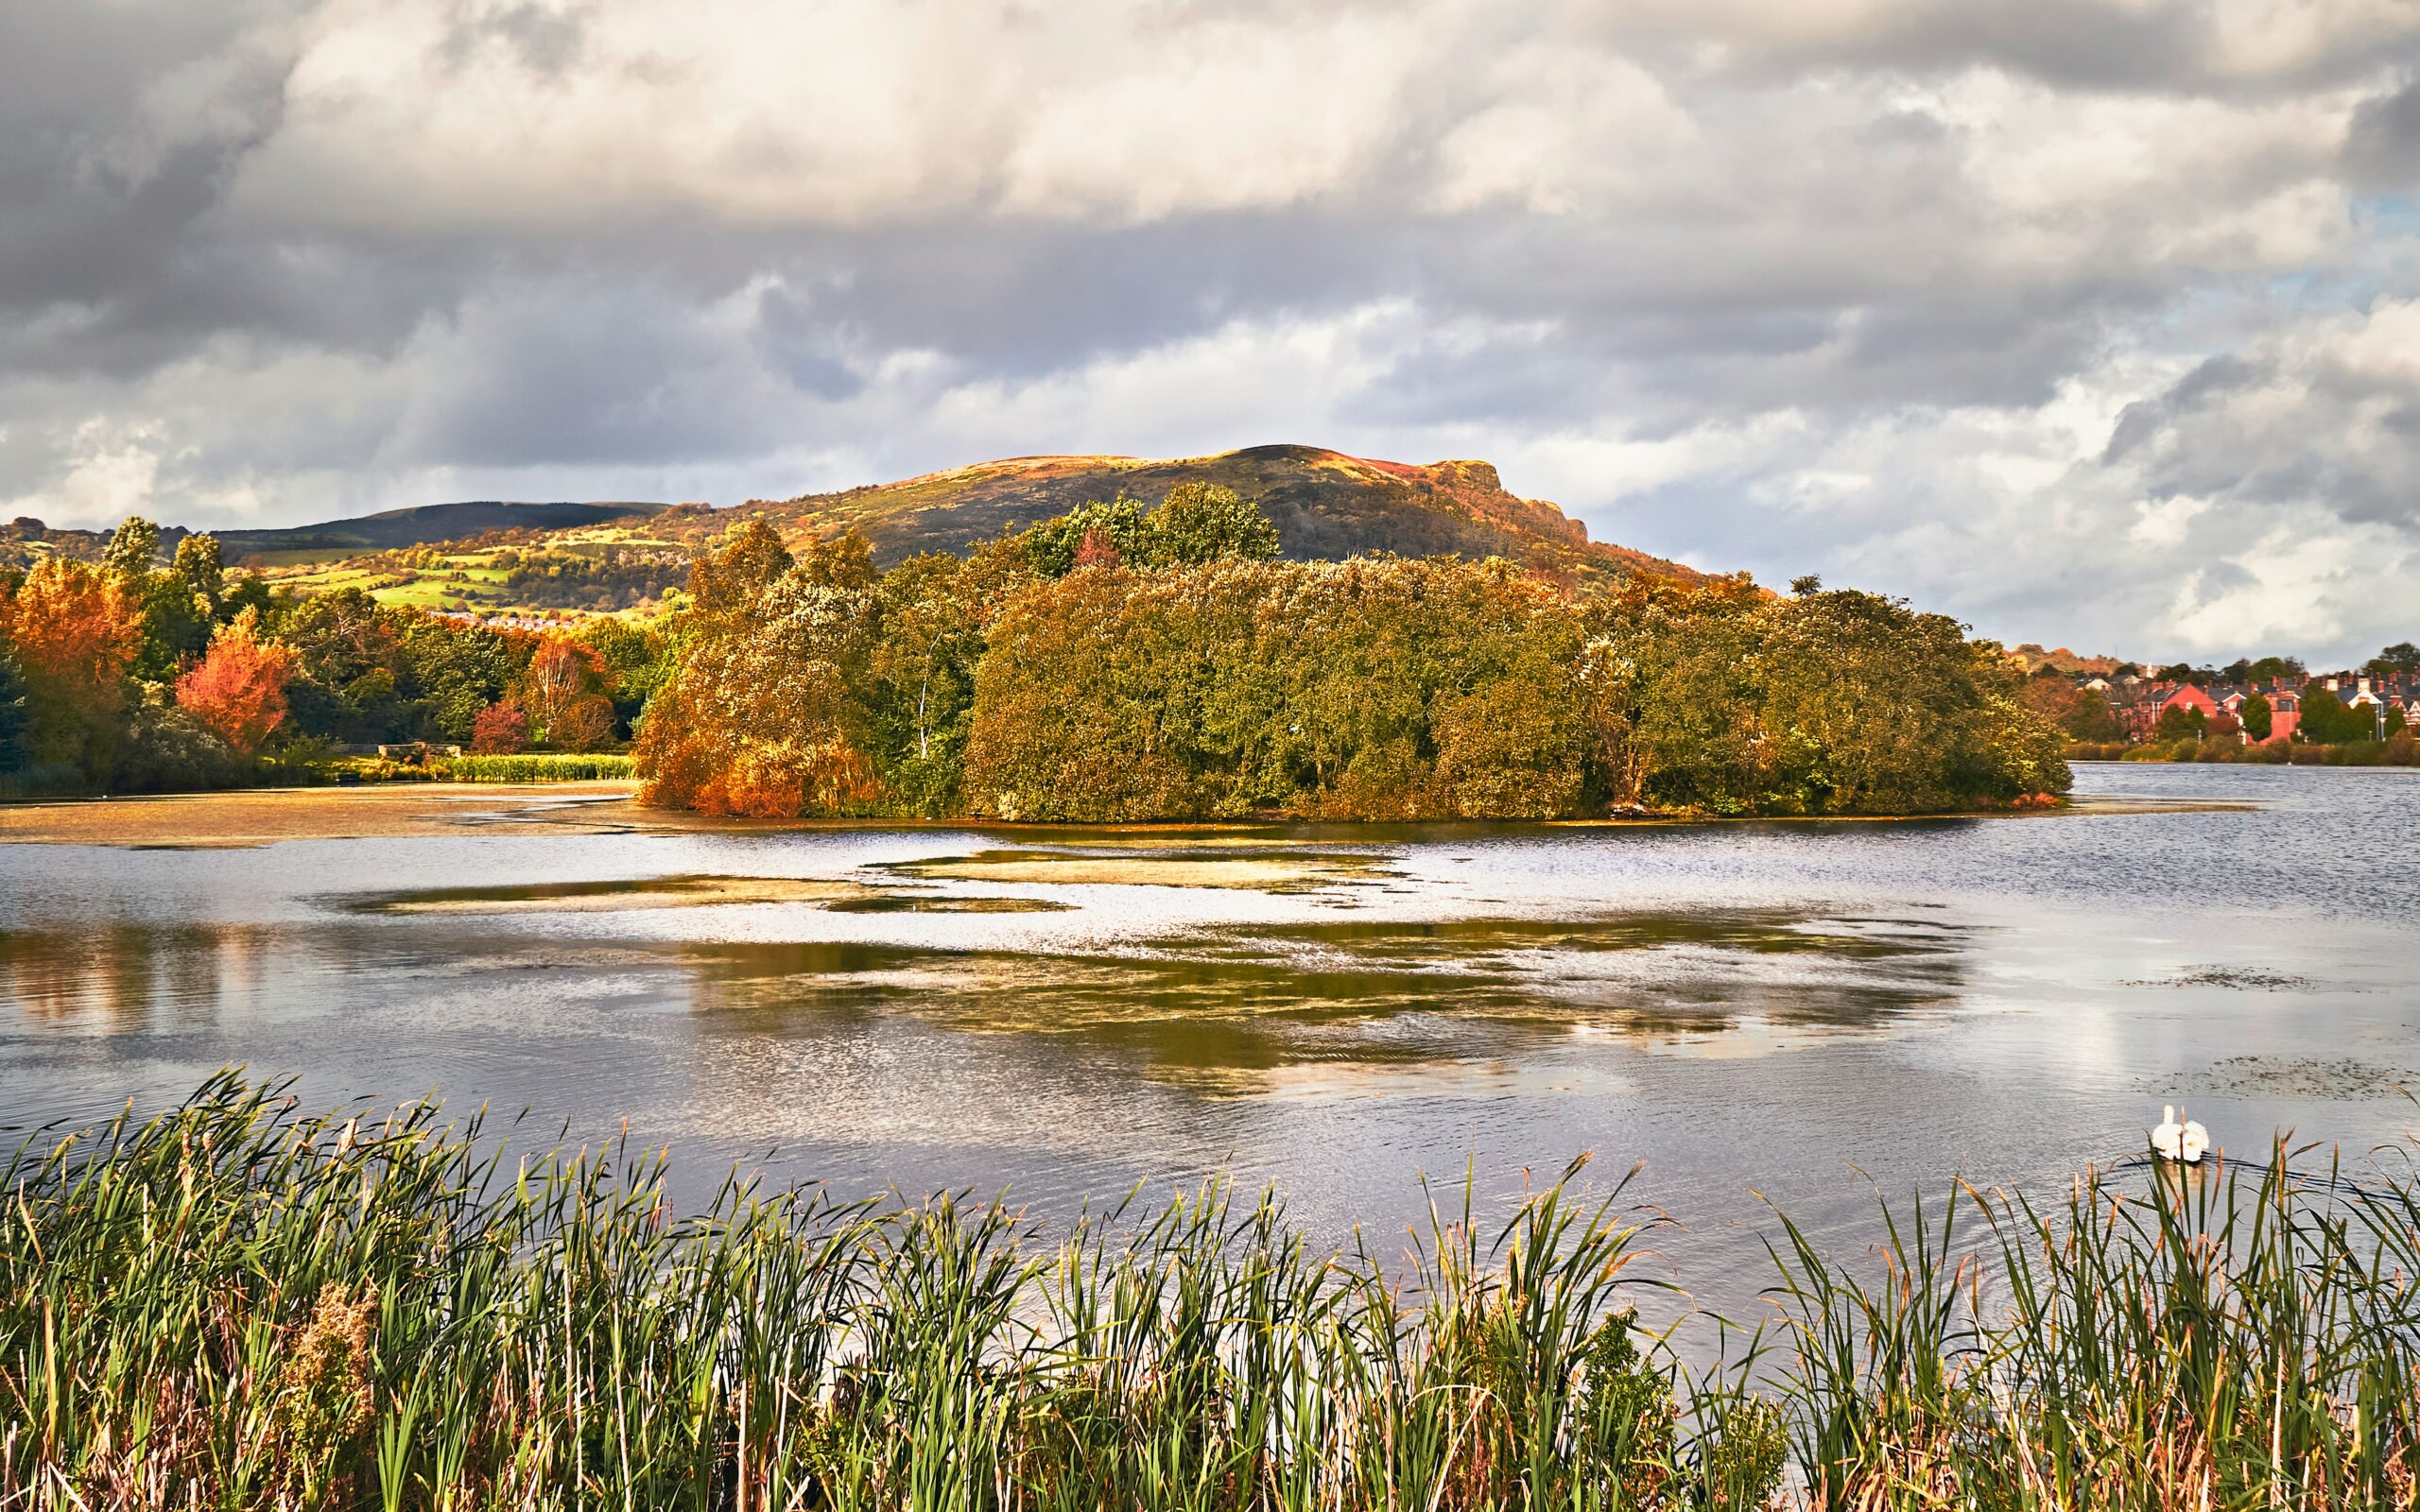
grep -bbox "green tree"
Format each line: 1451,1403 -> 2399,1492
1014,495 -> 1154,578
2240,693 -> 2273,742
2366,642 -> 2420,675
2154,703 -> 2207,742
1147,483 -> 1282,566
2295,689 -> 2368,744
102,517 -> 161,580
170,534 -> 226,610
0,644 -> 26,774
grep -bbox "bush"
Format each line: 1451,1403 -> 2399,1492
112,689 -> 247,793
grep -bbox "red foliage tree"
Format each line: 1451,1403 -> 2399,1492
472,700 -> 529,753
173,610 -> 298,755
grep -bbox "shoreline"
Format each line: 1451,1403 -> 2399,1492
0,781 -> 2247,848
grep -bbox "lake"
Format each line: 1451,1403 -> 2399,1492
3,763 -> 2415,1319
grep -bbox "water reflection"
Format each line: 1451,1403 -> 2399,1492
2,763 -> 2417,1326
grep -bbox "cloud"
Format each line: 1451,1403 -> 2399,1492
1,0 -> 2417,664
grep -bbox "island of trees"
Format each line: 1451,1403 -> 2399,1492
0,487 -> 2069,818
635,486 -> 2066,820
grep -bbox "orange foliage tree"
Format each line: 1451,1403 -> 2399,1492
521,637 -> 612,739
174,610 -> 299,755
0,558 -> 142,780
635,524 -> 883,818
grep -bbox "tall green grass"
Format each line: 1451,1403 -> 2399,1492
0,1076 -> 1772,1509
435,753 -> 636,782
5,1077 -> 2417,1507
1766,1146 -> 2420,1506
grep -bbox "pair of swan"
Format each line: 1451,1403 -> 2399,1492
2152,1105 -> 2210,1164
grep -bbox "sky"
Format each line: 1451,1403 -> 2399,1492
4,1 -> 2418,665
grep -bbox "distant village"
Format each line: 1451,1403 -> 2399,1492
2010,644 -> 2420,747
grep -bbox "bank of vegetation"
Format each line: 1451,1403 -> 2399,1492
2067,734 -> 2420,765
0,519 -> 671,797
634,487 -> 2067,821
5,1075 -> 2414,1507
0,489 -> 2067,816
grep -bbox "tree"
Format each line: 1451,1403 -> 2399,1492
2154,703 -> 2206,742
280,588 -> 407,742
2020,679 -> 2121,742
633,551 -> 880,813
0,645 -> 26,774
521,637 -> 612,739
684,519 -> 792,620
551,696 -> 617,751
2367,642 -> 2420,676
102,517 -> 161,580
1148,483 -> 1282,566
2240,693 -> 2273,742
170,534 -> 226,610
472,700 -> 529,753
0,558 -> 142,782
131,570 -> 216,684
2295,689 -> 2373,744
173,609 -> 298,755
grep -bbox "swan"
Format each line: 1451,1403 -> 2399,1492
2152,1104 -> 2209,1164
2152,1105 -> 2183,1160
2179,1111 -> 2210,1163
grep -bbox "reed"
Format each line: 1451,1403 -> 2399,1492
4,1076 -> 2417,1508
435,754 -> 636,782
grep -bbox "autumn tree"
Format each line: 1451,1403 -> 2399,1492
634,524 -> 882,817
0,558 -> 143,782
550,696 -> 617,751
173,608 -> 299,755
472,700 -> 529,753
521,637 -> 613,740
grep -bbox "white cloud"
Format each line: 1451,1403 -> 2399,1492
4,0 -> 2420,666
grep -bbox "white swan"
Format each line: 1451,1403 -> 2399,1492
2152,1105 -> 2183,1160
2152,1104 -> 2209,1164
2179,1111 -> 2210,1163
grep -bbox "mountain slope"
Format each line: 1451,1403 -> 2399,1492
725,445 -> 1704,584
216,500 -> 668,563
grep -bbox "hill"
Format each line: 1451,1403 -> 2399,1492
720,445 -> 1704,585
213,500 -> 668,564
7,448 -> 1709,617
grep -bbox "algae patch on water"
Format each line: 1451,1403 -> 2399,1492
823,895 -> 1072,915
351,875 -> 882,915
882,846 -> 1395,892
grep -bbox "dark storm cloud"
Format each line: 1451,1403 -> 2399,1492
2344,73 -> 2420,188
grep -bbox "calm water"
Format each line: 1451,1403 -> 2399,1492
4,764 -> 2416,1315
